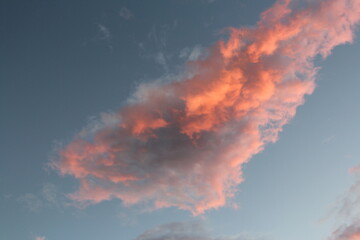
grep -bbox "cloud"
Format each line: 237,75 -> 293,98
147,24 -> 173,51
135,221 -> 208,240
155,52 -> 169,72
332,178 -> 360,221
18,183 -> 65,212
97,24 -> 111,40
134,221 -> 263,240
139,24 -> 178,72
179,45 -> 206,61
35,237 -> 46,240
327,170 -> 360,240
54,0 -> 360,215
119,7 -> 134,20
18,193 -> 43,212
330,222 -> 360,240
41,182 -> 63,208
96,24 -> 113,52
350,166 -> 360,174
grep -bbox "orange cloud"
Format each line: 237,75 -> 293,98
54,0 -> 360,215
330,223 -> 360,240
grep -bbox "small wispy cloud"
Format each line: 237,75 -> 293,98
138,23 -> 180,73
135,221 -> 267,240
329,222 -> 360,240
155,52 -> 169,72
326,168 -> 360,239
96,23 -> 113,52
179,45 -> 205,61
35,236 -> 46,240
119,7 -> 133,20
18,183 -> 65,212
18,193 -> 43,212
3,193 -> 12,200
322,135 -> 336,144
97,24 -> 111,40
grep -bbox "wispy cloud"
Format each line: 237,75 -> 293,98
323,135 -> 336,144
179,45 -> 205,61
327,169 -> 360,240
54,0 -> 360,215
119,7 -> 134,20
18,193 -> 43,212
96,23 -> 113,52
18,183 -> 66,212
35,237 -> 46,240
97,24 -> 111,40
138,23 -> 178,73
135,221 -> 266,240
147,24 -> 168,50
350,166 -> 360,174
155,52 -> 169,72
330,222 -> 360,240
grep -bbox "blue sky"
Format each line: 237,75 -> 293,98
1,1 -> 360,240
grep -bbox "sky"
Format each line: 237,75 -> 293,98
1,0 -> 360,240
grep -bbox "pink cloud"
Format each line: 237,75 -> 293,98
350,166 -> 360,174
54,0 -> 360,215
330,222 -> 360,240
35,237 -> 46,240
